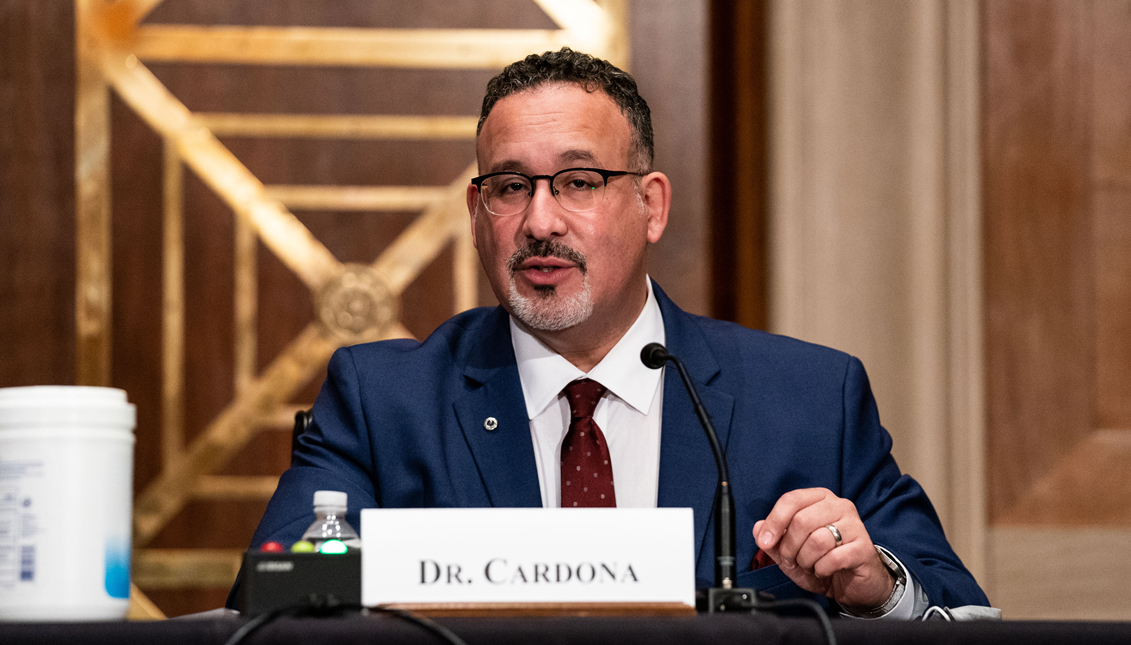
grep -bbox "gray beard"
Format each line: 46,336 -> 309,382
507,273 -> 593,332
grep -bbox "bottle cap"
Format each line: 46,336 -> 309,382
313,490 -> 347,509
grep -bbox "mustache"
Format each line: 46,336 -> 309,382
507,240 -> 588,275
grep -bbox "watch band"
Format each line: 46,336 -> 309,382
848,546 -> 907,618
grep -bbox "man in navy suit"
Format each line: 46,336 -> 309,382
242,48 -> 988,616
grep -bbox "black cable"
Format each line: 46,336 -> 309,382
221,597 -> 468,645
754,597 -> 837,645
228,588 -> 836,645
221,601 -> 313,645
366,605 -> 470,645
223,594 -> 358,645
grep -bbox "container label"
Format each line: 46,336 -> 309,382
0,485 -> 17,587
0,461 -> 43,479
19,545 -> 34,581
104,538 -> 131,599
0,465 -> 41,589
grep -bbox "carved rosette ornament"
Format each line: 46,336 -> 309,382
315,264 -> 399,344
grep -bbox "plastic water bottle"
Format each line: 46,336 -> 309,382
301,490 -> 360,549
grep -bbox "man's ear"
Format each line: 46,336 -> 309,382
640,171 -> 671,244
466,182 -> 480,249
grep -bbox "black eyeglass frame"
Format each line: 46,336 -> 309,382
470,167 -> 645,215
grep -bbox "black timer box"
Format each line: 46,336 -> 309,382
238,550 -> 361,617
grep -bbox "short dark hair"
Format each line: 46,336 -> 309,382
477,47 -> 654,172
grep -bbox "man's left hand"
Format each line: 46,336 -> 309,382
753,488 -> 894,611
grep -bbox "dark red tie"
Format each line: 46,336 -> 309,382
560,379 -> 616,507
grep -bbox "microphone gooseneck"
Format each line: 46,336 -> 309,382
639,342 -> 736,590
640,343 -> 838,641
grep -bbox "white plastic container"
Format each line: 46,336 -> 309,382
0,386 -> 136,621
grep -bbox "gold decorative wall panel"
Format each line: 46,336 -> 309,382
74,0 -> 627,617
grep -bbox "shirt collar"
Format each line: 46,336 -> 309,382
510,278 -> 666,420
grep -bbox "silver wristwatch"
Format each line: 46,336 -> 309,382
849,546 -> 907,618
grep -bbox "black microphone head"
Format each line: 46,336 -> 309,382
640,343 -> 669,369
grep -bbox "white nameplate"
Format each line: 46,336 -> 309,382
360,508 -> 695,607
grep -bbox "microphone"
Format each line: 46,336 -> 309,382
641,343 -> 753,612
639,342 -> 670,370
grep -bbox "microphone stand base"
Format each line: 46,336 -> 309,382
699,587 -> 766,614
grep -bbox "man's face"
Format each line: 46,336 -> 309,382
467,83 -> 667,336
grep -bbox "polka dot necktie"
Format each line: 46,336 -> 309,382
560,379 -> 616,508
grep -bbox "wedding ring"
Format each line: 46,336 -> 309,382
827,524 -> 843,546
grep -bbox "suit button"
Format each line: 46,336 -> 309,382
484,417 -> 498,431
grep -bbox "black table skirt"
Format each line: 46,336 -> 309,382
3,614 -> 1131,645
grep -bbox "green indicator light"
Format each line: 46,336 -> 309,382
319,539 -> 348,554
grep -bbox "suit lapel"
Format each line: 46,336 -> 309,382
654,284 -> 735,569
453,308 -> 543,508
449,288 -> 737,536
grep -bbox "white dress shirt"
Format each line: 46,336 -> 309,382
510,279 -> 665,509
508,278 -> 921,618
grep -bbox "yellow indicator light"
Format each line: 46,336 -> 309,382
290,540 -> 315,553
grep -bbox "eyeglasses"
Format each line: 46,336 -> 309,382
471,167 -> 644,217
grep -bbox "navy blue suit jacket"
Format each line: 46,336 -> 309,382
244,283 -> 987,608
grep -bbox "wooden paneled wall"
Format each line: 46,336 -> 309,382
15,0 -> 1131,623
986,0 -> 1131,527
1,0 -> 711,617
984,0 -> 1131,619
709,0 -> 768,330
0,0 -> 77,389
765,0 -> 1131,618
633,1 -> 711,318
767,0 -> 986,578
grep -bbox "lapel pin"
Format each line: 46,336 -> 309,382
484,417 -> 498,431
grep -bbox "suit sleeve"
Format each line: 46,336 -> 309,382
840,356 -> 990,609
226,347 -> 380,608
245,346 -> 380,549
